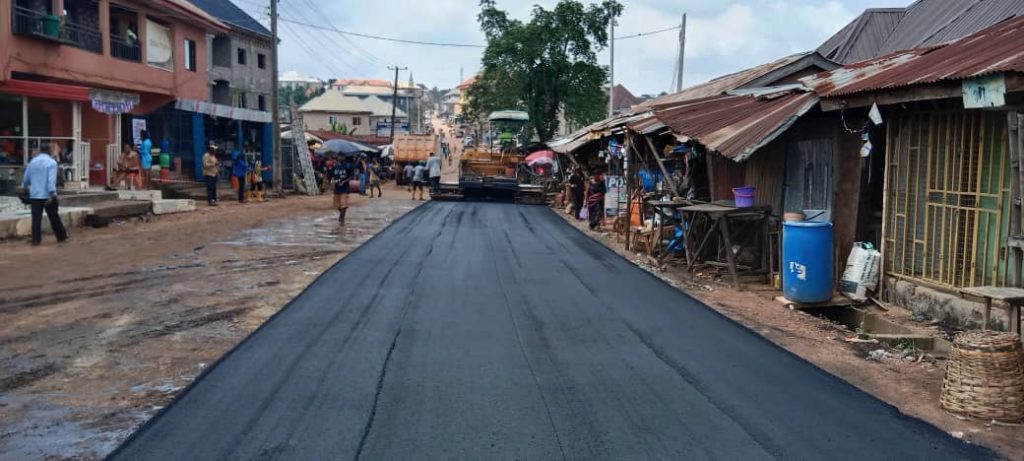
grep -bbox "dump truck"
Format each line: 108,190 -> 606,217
434,111 -> 545,204
391,133 -> 439,185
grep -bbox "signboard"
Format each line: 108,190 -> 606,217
605,175 -> 626,217
131,118 -> 147,147
963,73 -> 1006,108
146,20 -> 174,70
376,122 -> 410,138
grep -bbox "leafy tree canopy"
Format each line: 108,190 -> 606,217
465,0 -> 622,142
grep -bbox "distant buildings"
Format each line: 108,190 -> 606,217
298,89 -> 408,137
279,71 -> 323,91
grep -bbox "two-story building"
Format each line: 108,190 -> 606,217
298,90 -> 408,137
0,0 -> 228,192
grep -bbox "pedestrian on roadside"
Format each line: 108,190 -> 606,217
233,152 -> 249,203
358,154 -> 370,196
368,159 -> 383,198
202,145 -> 220,206
249,159 -> 270,203
21,145 -> 68,246
332,154 -> 356,224
411,160 -> 427,201
568,168 -> 585,219
403,162 -> 415,191
426,151 -> 442,194
139,130 -> 153,189
586,172 -> 606,230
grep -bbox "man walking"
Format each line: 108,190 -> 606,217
411,160 -> 427,201
403,162 -> 415,191
203,145 -> 220,206
21,146 -> 68,246
426,151 -> 442,195
568,168 -> 585,219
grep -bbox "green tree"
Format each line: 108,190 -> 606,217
465,0 -> 622,142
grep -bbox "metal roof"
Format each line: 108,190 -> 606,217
817,8 -> 906,64
635,91 -> 819,162
641,53 -> 815,107
187,0 -> 271,38
803,14 -> 1024,97
818,0 -> 1024,64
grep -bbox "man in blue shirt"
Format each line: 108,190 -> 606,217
21,147 -> 68,246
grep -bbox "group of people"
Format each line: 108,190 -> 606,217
401,152 -> 442,201
201,145 -> 270,207
567,168 -> 606,230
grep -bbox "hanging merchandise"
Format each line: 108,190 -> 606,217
859,131 -> 872,158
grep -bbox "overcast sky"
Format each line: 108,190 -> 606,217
238,0 -> 907,95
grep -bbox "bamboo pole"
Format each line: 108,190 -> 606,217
644,136 -> 678,196
880,117 -> 896,295
970,112 -> 984,287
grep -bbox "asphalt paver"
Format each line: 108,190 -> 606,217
110,202 -> 995,460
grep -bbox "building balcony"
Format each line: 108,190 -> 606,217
110,34 -> 141,62
12,5 -> 103,54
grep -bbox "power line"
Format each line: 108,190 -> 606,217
277,2 -> 377,73
296,0 -> 384,66
276,16 -> 685,49
279,20 -> 353,78
615,24 -> 681,41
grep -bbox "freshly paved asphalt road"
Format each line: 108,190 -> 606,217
110,202 -> 994,460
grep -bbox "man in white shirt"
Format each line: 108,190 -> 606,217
21,147 -> 68,246
425,152 -> 442,195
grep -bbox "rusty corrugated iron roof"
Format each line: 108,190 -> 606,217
636,90 -> 819,162
640,53 -> 814,108
803,14 -> 1024,97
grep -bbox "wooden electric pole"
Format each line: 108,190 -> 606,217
675,14 -> 687,92
608,16 -> 615,117
388,65 -> 407,143
270,0 -> 281,191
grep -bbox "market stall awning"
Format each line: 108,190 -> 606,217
632,90 -> 819,162
174,99 -> 272,123
0,80 -> 90,102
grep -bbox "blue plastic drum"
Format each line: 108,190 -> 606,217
782,221 -> 834,303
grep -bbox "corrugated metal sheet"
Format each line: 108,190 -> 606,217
803,15 -> 1024,97
877,0 -> 980,53
632,91 -> 819,162
818,8 -> 906,64
817,0 -> 1024,65
641,53 -> 812,108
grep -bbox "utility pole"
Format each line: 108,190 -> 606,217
609,15 -> 615,117
388,65 -> 407,143
674,14 -> 687,92
270,0 -> 281,191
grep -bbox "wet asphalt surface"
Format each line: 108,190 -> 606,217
109,201 -> 994,460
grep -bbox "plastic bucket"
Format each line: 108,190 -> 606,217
732,186 -> 756,208
41,15 -> 60,37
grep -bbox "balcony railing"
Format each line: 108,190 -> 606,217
60,20 -> 103,54
110,34 -> 141,62
11,5 -> 103,54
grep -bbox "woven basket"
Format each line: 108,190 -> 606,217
940,331 -> 1024,422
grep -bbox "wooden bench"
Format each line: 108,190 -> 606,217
960,286 -> 1024,340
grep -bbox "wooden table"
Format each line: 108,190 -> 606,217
960,286 -> 1024,339
642,198 -> 692,260
679,203 -> 772,289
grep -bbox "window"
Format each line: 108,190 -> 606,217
237,48 -> 247,65
236,92 -> 247,109
257,53 -> 266,69
328,116 -> 338,125
184,39 -> 197,72
258,95 -> 266,111
352,117 -> 362,126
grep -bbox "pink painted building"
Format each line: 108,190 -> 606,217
0,0 -> 227,190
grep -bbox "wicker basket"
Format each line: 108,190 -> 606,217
940,331 -> 1024,422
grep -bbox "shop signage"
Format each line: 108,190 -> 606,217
146,20 -> 174,71
89,89 -> 140,115
605,175 -> 626,217
132,118 -> 147,146
963,73 -> 1006,108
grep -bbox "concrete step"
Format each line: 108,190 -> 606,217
152,199 -> 195,215
83,200 -> 151,226
60,190 -> 120,207
0,206 -> 91,239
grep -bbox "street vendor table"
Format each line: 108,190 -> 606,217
679,203 -> 772,289
960,286 -> 1024,340
641,198 -> 692,261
